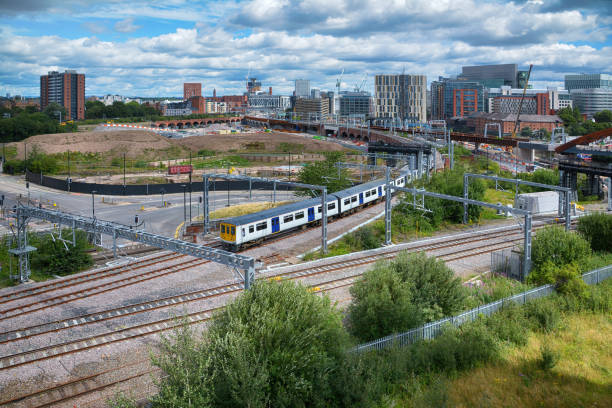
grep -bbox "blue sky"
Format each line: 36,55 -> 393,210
0,0 -> 610,97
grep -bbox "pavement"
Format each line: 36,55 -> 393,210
0,174 -> 299,240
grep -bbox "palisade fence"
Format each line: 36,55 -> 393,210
353,265 -> 612,353
24,170 -> 296,196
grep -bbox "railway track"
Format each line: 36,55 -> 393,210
0,252 -> 182,306
0,227 -> 532,370
0,219 -> 573,406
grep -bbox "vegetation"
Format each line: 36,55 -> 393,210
348,252 -> 465,342
1,229 -> 93,288
297,152 -> 352,196
557,106 -> 612,136
0,103 -> 78,143
151,280 -> 353,407
529,226 -> 591,274
577,212 -> 612,252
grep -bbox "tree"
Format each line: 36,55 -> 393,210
348,251 -> 466,341
593,110 -> 612,123
520,126 -> 533,137
297,152 -> 351,196
42,102 -> 66,121
577,212 -> 612,252
152,280 -> 352,407
529,226 -> 591,274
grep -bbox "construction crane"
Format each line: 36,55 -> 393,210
511,64 -> 533,138
245,66 -> 251,93
336,68 -> 344,95
355,73 -> 368,92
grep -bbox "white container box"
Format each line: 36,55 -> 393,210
514,191 -> 559,214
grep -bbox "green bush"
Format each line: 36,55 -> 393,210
484,302 -> 530,346
538,344 -> 560,371
525,298 -> 560,333
529,226 -> 591,275
30,229 -> 94,276
348,252 -> 465,342
152,281 -> 352,407
577,212 -> 612,252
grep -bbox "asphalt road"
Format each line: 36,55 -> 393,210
0,174 -> 299,239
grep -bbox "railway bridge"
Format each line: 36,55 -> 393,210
154,116 -> 241,129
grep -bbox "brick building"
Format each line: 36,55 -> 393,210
40,70 -> 85,120
467,112 -> 563,135
183,83 -> 202,100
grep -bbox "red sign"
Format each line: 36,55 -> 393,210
168,165 -> 193,175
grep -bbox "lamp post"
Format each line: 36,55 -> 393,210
91,190 -> 97,220
181,184 -> 187,222
160,188 -> 166,208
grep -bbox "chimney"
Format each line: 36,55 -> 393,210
269,87 -> 272,95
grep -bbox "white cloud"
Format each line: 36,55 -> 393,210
114,17 -> 140,33
0,0 -> 609,96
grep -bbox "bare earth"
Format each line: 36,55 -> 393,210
9,130 -> 349,158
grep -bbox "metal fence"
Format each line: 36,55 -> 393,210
491,249 -> 524,281
353,265 -> 612,353
25,170 -> 296,196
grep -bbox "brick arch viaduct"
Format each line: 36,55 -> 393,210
154,116 -> 242,129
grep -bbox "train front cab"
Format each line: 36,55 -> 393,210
220,222 -> 236,244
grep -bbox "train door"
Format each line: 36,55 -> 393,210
271,217 -> 280,233
308,207 -> 315,222
378,186 -> 382,197
359,192 -> 364,205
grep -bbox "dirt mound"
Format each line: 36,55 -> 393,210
10,130 -> 176,157
9,130 -> 349,158
176,131 -> 349,153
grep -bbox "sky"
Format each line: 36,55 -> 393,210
0,0 -> 610,98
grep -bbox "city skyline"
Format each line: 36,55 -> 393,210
0,0 -> 611,97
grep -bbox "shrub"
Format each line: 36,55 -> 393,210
529,226 -> 591,275
525,298 -> 560,333
577,212 -> 612,252
484,302 -> 530,346
348,262 -> 423,342
152,281 -> 352,407
348,252 -> 465,341
538,344 -> 560,371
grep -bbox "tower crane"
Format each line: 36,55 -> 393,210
355,73 -> 368,92
511,64 -> 533,138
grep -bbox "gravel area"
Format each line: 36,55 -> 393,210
0,209 -> 562,406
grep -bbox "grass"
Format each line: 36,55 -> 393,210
484,187 -> 515,206
448,313 -> 612,408
192,201 -> 293,220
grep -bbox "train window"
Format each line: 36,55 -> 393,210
221,225 -> 226,234
318,206 -> 322,213
256,222 -> 267,231
295,211 -> 304,219
365,191 -> 370,197
249,225 -> 254,233
351,196 -> 357,202
242,228 -> 245,237
344,198 -> 350,205
231,227 -> 235,235
284,214 -> 293,223
371,189 -> 376,195
328,203 -> 335,210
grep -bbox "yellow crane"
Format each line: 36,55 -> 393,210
511,64 -> 533,138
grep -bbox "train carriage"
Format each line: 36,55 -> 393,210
220,196 -> 340,249
219,171 -> 414,250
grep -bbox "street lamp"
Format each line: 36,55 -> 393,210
91,190 -> 97,220
181,184 -> 187,222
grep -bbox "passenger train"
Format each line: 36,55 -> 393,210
219,172 -> 416,250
